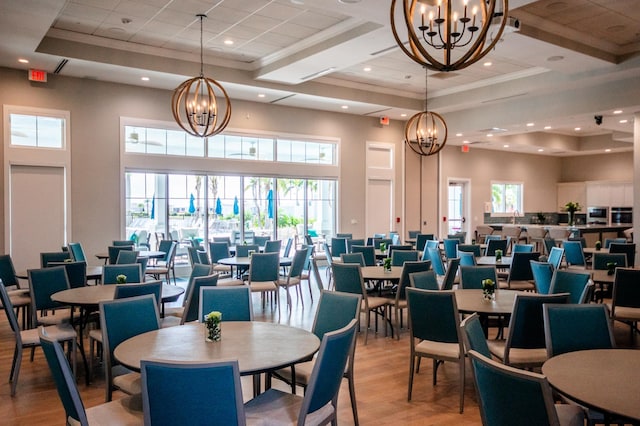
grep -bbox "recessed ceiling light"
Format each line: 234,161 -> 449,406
141,76 -> 149,81
538,148 -> 544,152
483,61 -> 492,67
544,126 -> 552,130
574,127 -> 581,131
526,123 -> 534,127
258,93 -> 266,98
224,39 -> 234,45
605,149 -> 612,152
487,133 -> 493,137
400,113 -> 407,117
547,55 -> 564,62
619,119 -> 628,124
341,105 -> 348,109
456,133 -> 462,137
613,110 -> 623,114
363,67 -> 371,72
503,144 -> 509,148
18,58 -> 29,64
463,140 -> 470,144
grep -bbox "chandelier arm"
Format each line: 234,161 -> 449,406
391,0 -> 432,68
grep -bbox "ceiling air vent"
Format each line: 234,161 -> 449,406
53,59 -> 69,74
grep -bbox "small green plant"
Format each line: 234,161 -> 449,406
606,262 -> 617,275
116,274 -> 127,284
380,242 -> 387,253
205,311 -> 222,342
383,257 -> 392,271
595,241 -> 602,250
495,249 -> 503,261
482,279 -> 496,301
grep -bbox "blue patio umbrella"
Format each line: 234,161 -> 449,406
215,197 -> 222,215
188,193 -> 196,214
150,195 -> 155,220
267,189 -> 274,219
233,196 -> 239,215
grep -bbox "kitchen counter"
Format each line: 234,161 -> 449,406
487,224 -> 631,246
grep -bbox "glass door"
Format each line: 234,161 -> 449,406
447,181 -> 467,239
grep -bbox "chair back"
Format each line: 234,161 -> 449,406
323,242 -> 334,267
49,261 -> 87,289
427,247 -> 446,276
543,304 -> 615,358
408,230 -> 420,239
336,233 -> 353,239
199,286 -> 253,322
611,268 -> 640,313
458,244 -> 482,257
114,280 -> 162,309
547,247 -> 564,269
209,242 -> 231,263
68,242 -> 87,262
157,240 -> 175,262
107,245 -> 133,265
507,252 -> 540,282
415,234 -> 434,252
351,245 -> 375,266
407,288 -> 461,344
390,232 -> 401,245
283,238 -> 293,257
391,250 -> 419,266
331,263 -> 364,296
40,251 -> 71,267
254,236 -> 271,247
264,240 -> 281,253
443,239 -> 459,259
298,320 -> 358,424
604,238 -> 627,248
543,238 -> 556,256
441,258 -> 461,291
505,293 -> 569,364
340,252 -> 365,266
458,251 -> 476,266
39,330 -> 89,426
346,239 -> 365,252
460,265 -> 497,290
0,255 -> 19,288
100,295 -> 160,389
548,269 -> 591,303
397,261 -> 431,302
468,350 -> 565,426
409,270 -> 439,290
182,273 -> 218,324
112,240 -> 135,247
389,244 -> 412,254
248,252 -> 279,283
0,284 -> 22,340
235,244 -> 259,258
304,235 -> 314,246
330,238 -> 348,257
102,264 -> 142,284
243,231 -> 255,245
187,246 -> 202,266
530,260 -> 553,294
485,239 -> 507,256
312,290 -> 361,340
593,252 -> 627,270
287,249 -> 308,279
116,250 -> 139,265
373,238 -> 393,249
141,359 -> 246,426
562,240 -> 585,266
609,243 -> 636,267
302,245 -> 314,273
513,244 -> 534,253
28,266 -> 70,313
460,313 -> 491,358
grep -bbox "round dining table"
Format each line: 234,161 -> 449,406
455,289 -> 521,337
360,265 -> 402,281
476,256 -> 513,268
52,283 -> 184,307
95,250 -> 165,262
542,349 -> 640,422
114,321 -> 320,395
217,256 -> 292,278
16,265 -> 103,281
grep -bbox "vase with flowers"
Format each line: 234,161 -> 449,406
564,201 -> 581,226
204,311 -> 222,342
482,279 -> 496,301
383,257 -> 392,273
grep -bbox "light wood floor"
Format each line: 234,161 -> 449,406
1,268 -> 638,425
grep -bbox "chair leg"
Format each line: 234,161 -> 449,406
459,356 -> 465,414
407,354 -> 415,401
10,345 -> 22,396
364,311 -> 370,345
347,372 -> 359,426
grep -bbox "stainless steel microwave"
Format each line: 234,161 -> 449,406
587,206 -> 608,225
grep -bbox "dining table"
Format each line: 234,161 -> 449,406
476,255 -> 513,268
217,256 -> 292,278
582,247 -> 610,255
16,265 -> 103,281
542,349 -> 640,422
95,250 -> 166,263
455,289 -> 521,337
114,321 -> 320,395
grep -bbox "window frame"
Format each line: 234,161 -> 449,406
490,181 -> 524,216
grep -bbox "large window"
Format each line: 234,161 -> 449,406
491,182 -> 523,214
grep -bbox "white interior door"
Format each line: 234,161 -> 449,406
366,179 -> 392,237
9,165 -> 66,271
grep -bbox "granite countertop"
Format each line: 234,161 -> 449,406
488,224 -> 632,231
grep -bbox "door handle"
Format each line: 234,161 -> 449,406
462,217 -> 466,223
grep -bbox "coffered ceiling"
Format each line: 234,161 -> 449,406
1,0 -> 639,156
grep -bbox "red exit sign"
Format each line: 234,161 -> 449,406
28,69 -> 47,82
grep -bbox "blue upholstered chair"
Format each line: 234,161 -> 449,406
102,264 -> 142,284
199,286 -> 253,322
391,261 -> 431,339
340,252 -> 365,266
548,269 -> 592,304
530,260 -> 554,294
351,245 -> 375,266
460,265 -> 497,290
460,312 -> 491,358
409,270 -> 439,291
68,242 -> 87,262
142,359 -> 246,426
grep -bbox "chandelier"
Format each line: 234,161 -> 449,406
390,0 -> 509,72
171,14 -> 231,138
405,68 -> 448,156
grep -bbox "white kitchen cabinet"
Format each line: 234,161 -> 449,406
557,182 -> 586,212
623,182 -> 633,206
586,182 -> 611,207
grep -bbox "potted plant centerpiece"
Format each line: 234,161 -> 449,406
116,274 -> 127,284
606,262 -> 617,276
380,242 -> 387,254
595,241 -> 602,251
564,201 -> 581,226
383,257 -> 392,272
204,311 -> 222,342
495,249 -> 503,262
482,278 -> 496,301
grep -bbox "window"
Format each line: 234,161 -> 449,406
491,182 -> 523,214
10,113 -> 65,148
